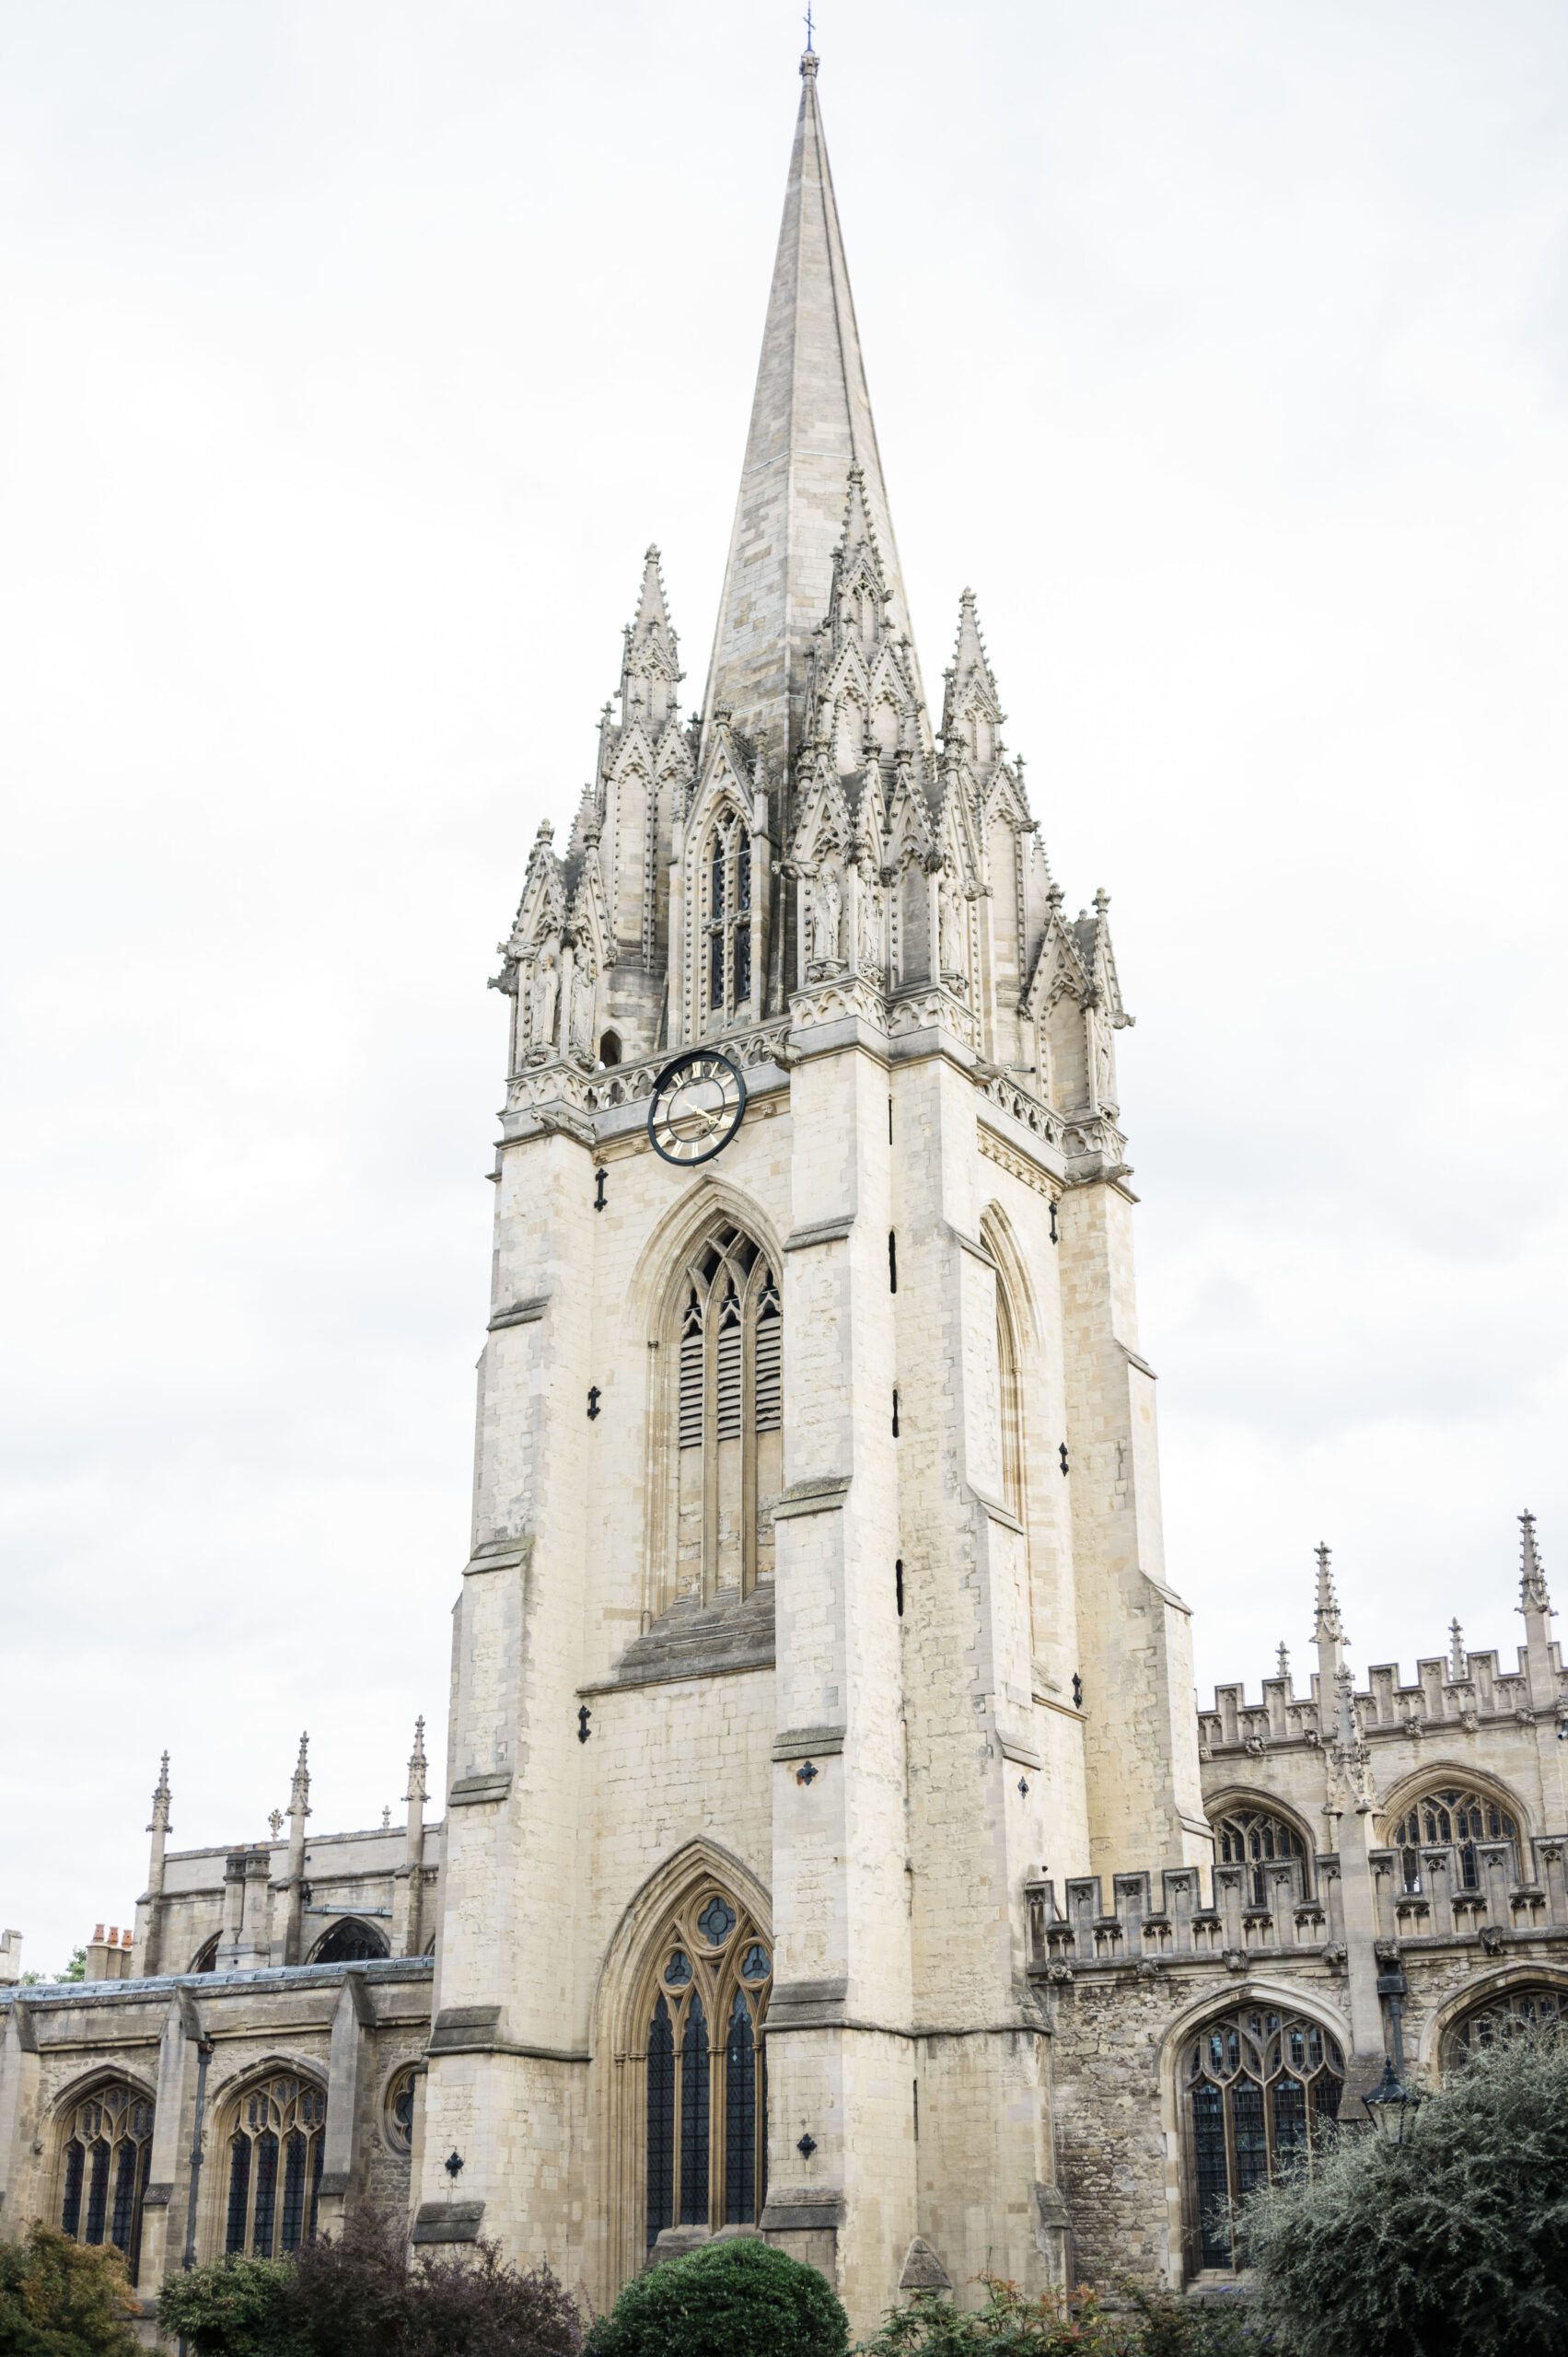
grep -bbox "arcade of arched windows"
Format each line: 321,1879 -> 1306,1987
56,2082 -> 156,2282
698,809 -> 758,1033
652,1221 -> 782,1618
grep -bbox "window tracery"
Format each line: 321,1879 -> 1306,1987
1213,1809 -> 1308,1907
59,2084 -> 155,2281
1391,1786 -> 1519,1894
1182,2008 -> 1342,2273
385,2063 -> 419,2155
1447,1983 -> 1565,2061
640,1885 -> 771,2251
222,2074 -> 326,2259
669,1224 -> 783,1605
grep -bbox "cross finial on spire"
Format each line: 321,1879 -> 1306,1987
803,6 -> 816,52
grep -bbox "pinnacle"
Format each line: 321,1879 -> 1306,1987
1313,1542 -> 1343,1646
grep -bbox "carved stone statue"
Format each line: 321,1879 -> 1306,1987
530,947 -> 560,1048
570,958 -> 596,1052
939,877 -> 964,974
858,880 -> 884,970
810,865 -> 842,964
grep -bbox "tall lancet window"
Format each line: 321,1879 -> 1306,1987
995,1279 -> 1024,1519
641,1885 -> 771,2253
673,1225 -> 783,1603
703,812 -> 752,1027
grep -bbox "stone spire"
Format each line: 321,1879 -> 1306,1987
277,1732 -> 311,1967
1518,1510 -> 1558,1711
1312,1542 -> 1345,1712
617,545 -> 681,734
138,1751 -> 173,1977
703,46 -> 923,768
940,587 -> 1005,749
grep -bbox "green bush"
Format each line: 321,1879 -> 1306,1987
587,2235 -> 849,2357
156,2254 -> 304,2356
1242,2028 -> 1568,2356
0,2223 -> 141,2357
854,2277 -> 1268,2356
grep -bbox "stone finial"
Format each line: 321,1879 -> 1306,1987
268,1809 -> 284,1840
405,1716 -> 429,1806
800,43 -> 819,78
1449,1618 -> 1466,1681
289,1733 -> 311,1822
1276,1642 -> 1290,1683
146,1751 -> 172,1837
1313,1543 -> 1343,1644
1093,888 -> 1110,915
381,1805 -> 391,1829
1520,1511 -> 1552,1617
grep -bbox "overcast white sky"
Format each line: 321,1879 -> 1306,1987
4,0 -> 1567,1975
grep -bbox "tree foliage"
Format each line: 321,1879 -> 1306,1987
854,2277 -> 1266,2356
1242,2028 -> 1568,2357
156,2205 -> 582,2357
0,2223 -> 141,2357
587,2235 -> 849,2357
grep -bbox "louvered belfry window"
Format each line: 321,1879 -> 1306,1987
674,1225 -> 783,1601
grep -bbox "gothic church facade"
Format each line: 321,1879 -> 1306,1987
4,51 -> 1568,2340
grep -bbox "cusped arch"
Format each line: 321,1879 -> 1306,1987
1376,1759 -> 1534,1846
1416,1960 -> 1568,2075
306,1916 -> 389,1965
50,2061 -> 158,2122
593,1837 -> 772,2058
1204,1784 -> 1318,1898
626,1176 -> 785,1340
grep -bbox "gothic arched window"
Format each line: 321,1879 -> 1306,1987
703,812 -> 752,1028
642,1886 -> 771,2251
59,2084 -> 155,2282
308,1918 -> 389,1965
1391,1787 -> 1519,1895
1183,2009 -> 1342,2274
672,1225 -> 783,1603
1447,1983 -> 1565,2064
1213,1809 -> 1308,1907
223,2074 -> 326,2258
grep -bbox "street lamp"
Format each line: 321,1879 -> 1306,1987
1362,2056 -> 1423,2145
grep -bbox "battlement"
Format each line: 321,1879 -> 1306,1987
1199,1643 -> 1568,1758
1025,1835 -> 1568,1974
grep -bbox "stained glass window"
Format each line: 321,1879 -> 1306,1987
679,1998 -> 710,2223
698,1898 -> 736,1947
1184,2010 -> 1343,2274
57,2085 -> 155,2282
641,1885 -> 771,2251
223,2076 -> 327,2262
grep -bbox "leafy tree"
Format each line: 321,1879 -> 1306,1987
587,2235 -> 849,2357
0,2222 -> 141,2357
155,2255 -> 299,2357
156,2206 -> 581,2357
1242,2028 -> 1568,2356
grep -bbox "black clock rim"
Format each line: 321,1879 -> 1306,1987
646,1049 -> 749,1167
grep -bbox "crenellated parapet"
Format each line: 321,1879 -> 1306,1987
1027,1834 -> 1568,1979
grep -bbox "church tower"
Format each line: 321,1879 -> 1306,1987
420,46 -> 1206,2329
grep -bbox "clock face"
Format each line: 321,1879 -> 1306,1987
647,1050 -> 748,1167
